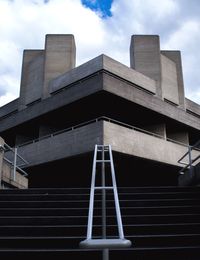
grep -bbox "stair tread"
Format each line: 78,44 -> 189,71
0,236 -> 85,239
1,191 -> 200,196
0,245 -> 200,252
1,222 -> 200,227
1,204 -> 200,208
1,233 -> 200,239
0,232 -> 199,240
0,198 -> 200,202
0,212 -> 199,217
0,185 -> 200,258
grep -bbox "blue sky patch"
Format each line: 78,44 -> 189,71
81,0 -> 113,18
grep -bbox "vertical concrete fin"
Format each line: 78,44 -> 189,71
130,35 -> 162,98
43,34 -> 76,98
19,50 -> 44,110
161,51 -> 185,108
160,54 -> 179,105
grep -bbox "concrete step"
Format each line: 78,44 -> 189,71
1,204 -> 200,216
0,223 -> 200,237
0,185 -> 200,259
0,213 -> 200,225
0,249 -> 102,260
0,188 -> 90,195
0,194 -> 90,201
127,233 -> 200,247
111,246 -> 200,260
0,247 -> 199,260
0,186 -> 199,195
0,233 -> 199,249
0,236 -> 84,249
0,198 -> 199,208
0,234 -> 200,249
0,191 -> 199,200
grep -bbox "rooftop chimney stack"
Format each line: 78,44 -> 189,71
19,34 -> 76,109
130,35 -> 185,108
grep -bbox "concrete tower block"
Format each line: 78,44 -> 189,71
161,51 -> 185,108
160,54 -> 179,105
19,50 -> 44,110
130,35 -> 162,97
43,34 -> 76,98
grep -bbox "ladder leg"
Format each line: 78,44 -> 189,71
102,146 -> 106,238
103,249 -> 109,260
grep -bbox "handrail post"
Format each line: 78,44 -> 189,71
86,145 -> 98,239
102,146 -> 106,238
188,146 -> 192,175
12,147 -> 17,181
102,146 -> 109,260
109,145 -> 125,239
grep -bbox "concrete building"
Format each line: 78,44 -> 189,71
0,34 -> 200,259
0,34 -> 200,188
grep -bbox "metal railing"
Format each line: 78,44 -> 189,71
1,143 -> 28,181
178,140 -> 200,175
80,145 -> 131,255
17,116 -> 188,148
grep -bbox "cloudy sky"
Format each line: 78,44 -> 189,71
0,0 -> 200,106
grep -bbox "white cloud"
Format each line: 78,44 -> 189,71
0,0 -> 200,107
187,90 -> 200,105
0,92 -> 17,107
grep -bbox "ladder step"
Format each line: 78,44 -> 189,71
96,145 -> 109,147
96,160 -> 110,163
96,145 -> 110,152
95,187 -> 113,190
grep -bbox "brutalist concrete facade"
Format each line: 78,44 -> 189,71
0,137 -> 28,189
0,34 -> 200,188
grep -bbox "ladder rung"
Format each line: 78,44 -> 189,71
97,149 -> 109,152
96,160 -> 110,163
95,186 -> 113,190
96,145 -> 109,147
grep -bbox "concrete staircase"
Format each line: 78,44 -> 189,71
0,186 -> 200,259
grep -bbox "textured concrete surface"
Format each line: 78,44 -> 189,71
17,121 -> 103,167
130,35 -> 162,97
0,99 -> 18,118
11,119 -> 194,169
103,72 -> 200,130
103,55 -> 156,94
19,50 -> 44,110
185,98 -> 200,116
2,161 -> 28,188
0,73 -> 103,132
161,54 -> 179,105
103,121 -> 188,167
50,54 -> 156,94
144,123 -> 166,139
161,51 -> 185,108
43,34 -> 76,98
167,131 -> 189,145
0,137 -> 28,188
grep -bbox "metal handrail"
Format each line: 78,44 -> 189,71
1,143 -> 28,180
178,140 -> 200,175
17,116 -> 189,148
3,157 -> 28,177
80,145 -> 131,250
